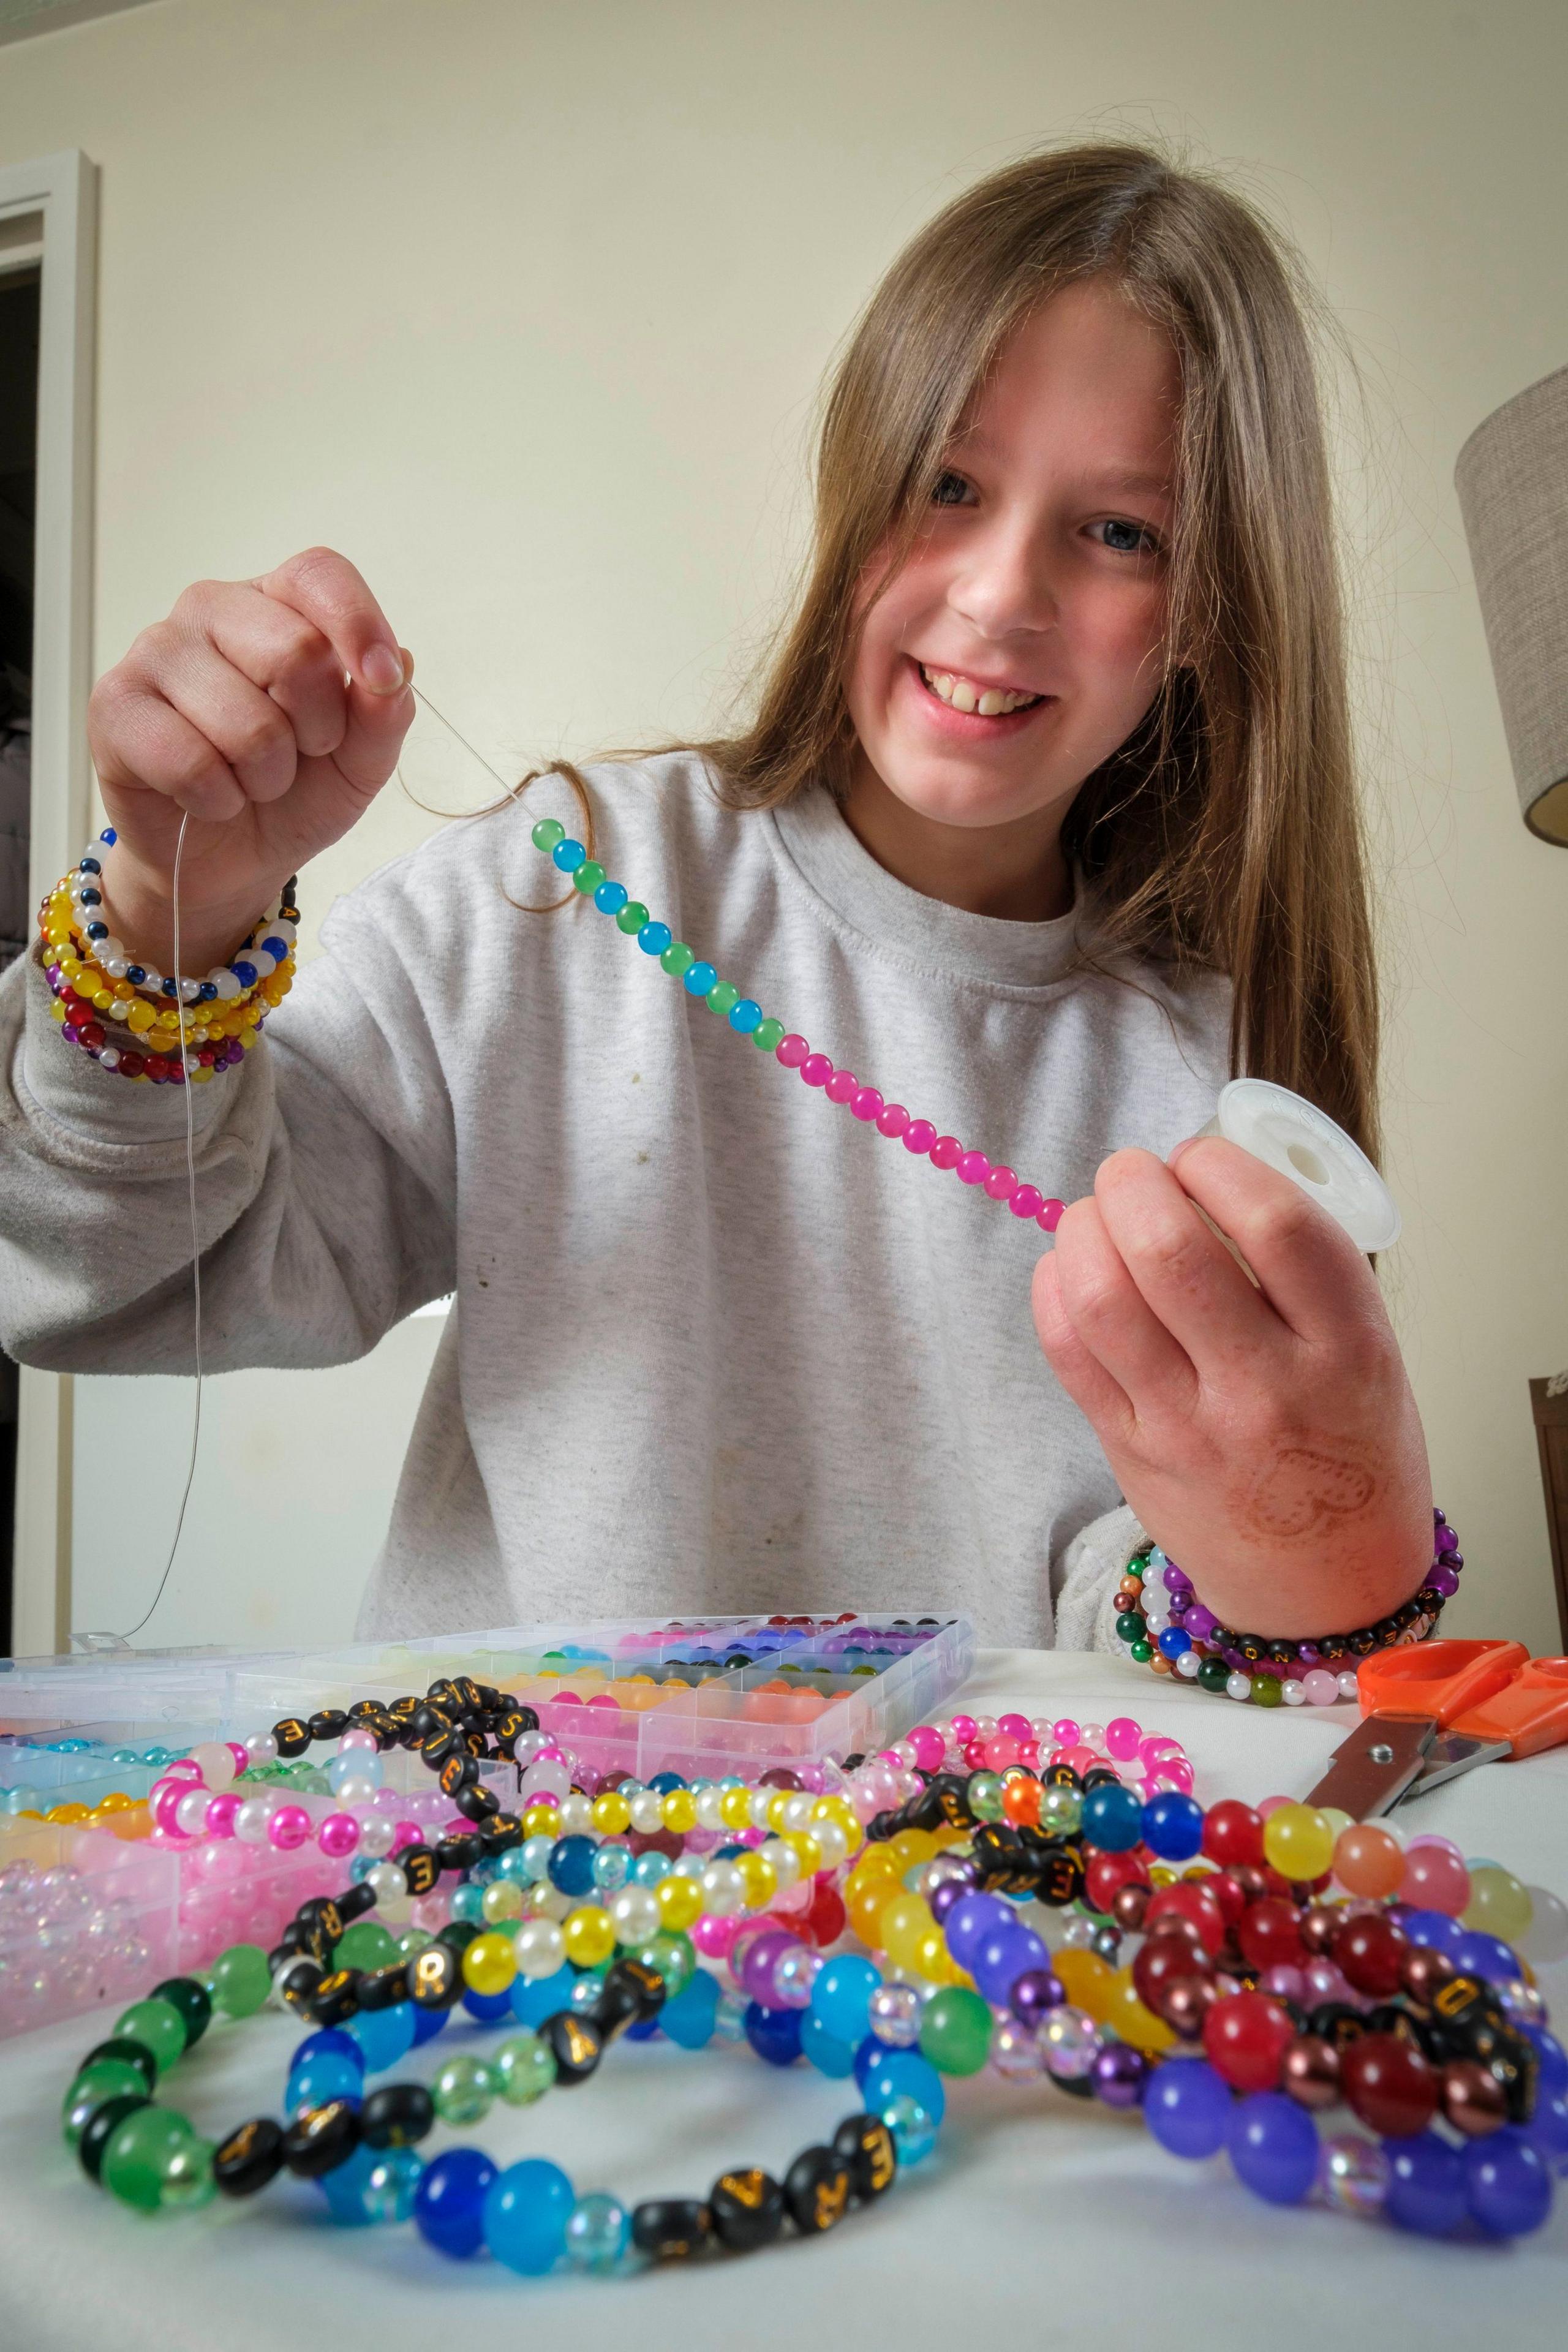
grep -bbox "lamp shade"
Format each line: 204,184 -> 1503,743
1455,361 -> 1568,845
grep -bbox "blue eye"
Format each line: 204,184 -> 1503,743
930,469 -> 971,507
1099,518 -> 1159,555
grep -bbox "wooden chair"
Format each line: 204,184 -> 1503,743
1530,1377 -> 1568,1652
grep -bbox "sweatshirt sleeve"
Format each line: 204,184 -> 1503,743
0,875 -> 457,1376
1052,1501 -> 1144,1654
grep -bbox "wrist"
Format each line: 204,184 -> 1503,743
101,844 -> 286,976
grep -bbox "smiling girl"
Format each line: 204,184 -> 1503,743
0,143 -> 1433,1658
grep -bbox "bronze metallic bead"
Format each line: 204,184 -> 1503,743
1281,2035 -> 1342,2109
1112,1883 -> 1150,1932
1160,1975 -> 1219,2040
1147,1912 -> 1205,1948
1401,1945 -> 1457,2005
1230,1866 -> 1270,1904
1441,2060 -> 1509,2138
1299,1906 -> 1340,1958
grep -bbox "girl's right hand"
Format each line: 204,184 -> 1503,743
86,548 -> 415,974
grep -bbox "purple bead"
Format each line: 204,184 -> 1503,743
1384,2129 -> 1467,2237
1225,2092 -> 1319,2206
1185,1605 -> 1218,1641
1464,2126 -> 1553,2239
1090,2044 -> 1148,2108
1428,1566 -> 1460,1597
1162,1565 -> 1190,1594
943,1891 -> 1014,1972
1144,2058 -> 1233,2160
1009,1967 -> 1065,2024
973,1924 -> 1047,2005
927,1876 -> 969,1928
741,1929 -> 798,2003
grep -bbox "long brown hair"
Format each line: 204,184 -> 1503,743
673,141 -> 1379,1157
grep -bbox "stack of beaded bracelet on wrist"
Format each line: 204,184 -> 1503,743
37,825 -> 299,1085
1113,1507 -> 1465,1706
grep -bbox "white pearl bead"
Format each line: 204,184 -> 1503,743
234,1794 -> 276,1842
210,970 -> 241,1001
1174,1651 -> 1200,1679
175,1789 -> 211,1836
698,1860 -> 745,1917
627,1791 -> 664,1835
1225,1672 -> 1253,1702
557,1792 -> 592,1834
812,1817 -> 850,1870
608,1885 -> 660,1945
1281,1680 -> 1307,1706
764,1836 -> 801,1890
188,1740 -> 236,1790
780,1793 -> 814,1833
514,1917 -> 566,1978
693,1788 -> 726,1831
748,1790 -> 774,1828
358,1815 -> 396,1858
367,1861 -> 410,1918
244,1732 -> 279,1767
1337,1670 -> 1360,1701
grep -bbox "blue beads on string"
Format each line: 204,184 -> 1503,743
638,921 -> 671,956
1079,1781 -> 1144,1852
1224,2092 -> 1319,2205
729,997 -> 763,1033
1144,2056 -> 1232,2159
1140,1791 -> 1205,1862
413,2146 -> 498,2258
592,880 -> 628,916
482,2157 -> 575,2275
682,961 -> 717,996
551,840 -> 586,874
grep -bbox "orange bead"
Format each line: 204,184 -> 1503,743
1001,1777 -> 1041,1826
1332,1821 -> 1406,1899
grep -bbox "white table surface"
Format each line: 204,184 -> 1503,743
2,1648 -> 1565,2352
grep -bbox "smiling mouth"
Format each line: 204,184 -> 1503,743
916,661 -> 1048,717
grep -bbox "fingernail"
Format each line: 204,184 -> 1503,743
361,643 -> 406,694
1167,1136 -> 1199,1169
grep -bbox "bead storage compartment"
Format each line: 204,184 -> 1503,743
0,1820 -> 181,2037
1,1724 -> 198,1820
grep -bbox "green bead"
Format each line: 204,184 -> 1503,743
1197,1657 -> 1231,1693
493,2031 -> 557,2106
616,900 -> 649,935
633,1929 -> 695,1998
1115,1611 -> 1145,1643
571,861 -> 606,895
1129,1640 -> 1153,1664
150,1977 -> 212,2048
432,2052 -> 497,2125
531,817 -> 565,853
113,1998 -> 187,2076
918,1986 -> 993,2076
206,1943 -> 270,2019
1038,1784 -> 1082,1836
334,1921 -> 399,1973
965,1771 -> 1004,1822
705,980 -> 739,1017
62,2061 -> 149,2147
159,2135 -> 217,2211
397,1928 -> 434,1959
1251,1675 -> 1283,1709
753,1017 -> 785,1053
660,940 -> 694,977
102,2106 -> 194,2212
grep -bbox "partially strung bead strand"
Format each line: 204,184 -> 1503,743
530,818 -> 1065,1234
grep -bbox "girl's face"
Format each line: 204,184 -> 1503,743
845,279 -> 1180,841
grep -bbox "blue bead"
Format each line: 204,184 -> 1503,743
1464,2125 -> 1552,2237
547,1833 -> 598,1897
942,1891 -> 1015,1971
728,998 -> 763,1033
85,922 -> 108,940
1524,2024 -> 1567,2103
292,2028 -> 364,2075
413,2146 -> 498,2259
161,974 -> 178,995
1157,1626 -> 1191,1659
1224,2092 -> 1319,2205
79,856 -> 100,873
197,981 -> 217,1001
315,2141 -> 379,2227
80,888 -> 101,905
809,1955 -> 880,2046
1528,2092 -> 1568,2165
1398,1907 -> 1464,1955
286,2054 -> 363,2114
658,1969 -> 720,2049
462,1986 -> 514,2022
347,2002 -> 416,2072
647,1771 -> 687,1793
743,2001 -> 803,2067
483,2157 -> 575,2275
861,2049 -> 945,2127
682,960 -> 717,995
631,1850 -> 669,1887
126,967 -> 145,986
800,2011 -> 857,2076
1080,1782 -> 1144,1852
409,2001 -> 450,2048
623,2014 -> 660,2040
1452,1931 -> 1522,1984
972,1923 -> 1047,2005
1144,2058 -> 1232,2159
1140,1790 -> 1205,1861
260,935 -> 288,960
510,1964 -> 577,2029
592,881 -> 628,916
230,961 -> 257,987
100,826 -> 116,843
551,838 -> 586,872
1384,2130 -> 1467,2237
638,920 -> 671,956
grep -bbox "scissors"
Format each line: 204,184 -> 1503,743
1305,1638 -> 1568,1820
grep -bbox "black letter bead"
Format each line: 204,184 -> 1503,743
307,1708 -> 349,1743
407,1943 -> 463,2009
361,2082 -> 435,2149
709,2167 -> 785,2251
358,1961 -> 412,2011
304,1967 -> 363,2027
591,1957 -> 666,2038
454,1781 -> 500,1822
437,1831 -> 484,1872
630,2198 -> 714,2261
832,2113 -> 898,2200
281,2098 -> 361,2178
214,2115 -> 286,2196
79,2094 -> 151,2182
783,2146 -> 853,2234
79,2037 -> 157,2094
542,2011 -> 604,2085
399,1844 -> 439,1897
271,1716 -> 311,1758
275,1956 -> 326,2014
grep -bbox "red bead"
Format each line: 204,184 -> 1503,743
79,1020 -> 106,1050
1144,1881 -> 1226,1958
119,1052 -> 145,1078
1133,1934 -> 1208,2016
1201,1799 -> 1265,1868
1236,1896 -> 1305,1973
1204,1869 -> 1250,1929
801,1881 -> 846,1948
1202,1989 -> 1295,2091
1085,1853 -> 1147,1915
1331,1913 -> 1408,1999
1340,2033 -> 1438,2138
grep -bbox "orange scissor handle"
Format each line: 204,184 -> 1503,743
1448,1654 -> 1568,1757
1357,1638 -> 1529,1724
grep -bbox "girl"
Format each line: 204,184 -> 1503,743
0,143 -> 1432,1659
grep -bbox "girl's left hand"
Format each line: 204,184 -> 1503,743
1031,1137 -> 1433,1639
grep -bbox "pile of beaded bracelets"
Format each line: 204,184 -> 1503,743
37,826 -> 298,1084
529,814 -> 1066,1231
1114,1507 -> 1464,1705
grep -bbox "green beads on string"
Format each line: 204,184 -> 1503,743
531,817 -> 566,853
753,1017 -> 785,1054
1251,1675 -> 1283,1709
918,1986 -> 993,2076
616,900 -> 649,935
333,1920 -> 400,1973
706,980 -> 739,1018
62,2060 -> 149,2147
101,2105 -> 198,2212
432,2051 -> 499,2125
492,2030 -> 557,2106
965,1771 -> 1005,1823
571,860 -> 606,896
205,1942 -> 270,2018
660,940 -> 695,978
113,1997 -> 188,2075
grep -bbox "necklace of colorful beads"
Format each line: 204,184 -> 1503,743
527,815 -> 1066,1231
1114,1511 -> 1467,1706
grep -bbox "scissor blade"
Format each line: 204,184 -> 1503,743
1305,1713 -> 1435,1819
1397,1732 -> 1513,1802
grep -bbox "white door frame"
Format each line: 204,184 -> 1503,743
3,149 -> 97,1657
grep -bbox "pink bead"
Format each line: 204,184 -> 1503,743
824,1068 -> 858,1104
776,1033 -> 810,1068
984,1164 -> 1019,1201
949,1714 -> 977,1743
410,1892 -> 450,1934
1038,1197 -> 1066,1232
1104,1716 -> 1143,1761
902,1118 -> 936,1154
693,1913 -> 744,1959
929,1134 -> 962,1170
956,1149 -> 990,1185
393,1820 -> 421,1852
1257,1793 -> 1291,1819
1051,1718 -> 1081,1745
800,1053 -> 833,1088
1302,1668 -> 1341,1706
162,1758 -> 205,1787
850,1086 -> 883,1122
1059,1744 -> 1099,1776
318,1811 -> 361,1859
205,1792 -> 243,1839
1010,1183 -> 1044,1218
587,1691 -> 620,1709
907,1724 -> 945,1772
997,1712 -> 1031,1740
1399,1843 -> 1471,1916
876,1102 -> 911,1138
981,1735 -> 1022,1769
225,1743 -> 250,1775
266,1803 -> 312,1851
148,1779 -> 188,1834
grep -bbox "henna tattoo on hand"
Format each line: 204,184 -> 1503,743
1241,1446 -> 1378,1540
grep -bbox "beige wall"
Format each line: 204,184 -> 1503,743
3,0 -> 1566,1653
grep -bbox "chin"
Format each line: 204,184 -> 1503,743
873,750 -> 1059,833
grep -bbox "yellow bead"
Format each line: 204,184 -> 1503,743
850,1846 -> 900,1885
1262,1803 -> 1336,1882
912,1924 -> 952,1982
481,1880 -> 523,1923
660,1789 -> 698,1836
1461,1865 -> 1534,1943
591,1790 -> 631,1836
460,1930 -> 518,1996
49,1000 -> 67,1025
737,1849 -> 777,1910
1054,1949 -> 1115,2022
782,1830 -> 823,1880
125,1001 -> 154,1033
718,1786 -> 753,1832
655,1877 -> 704,1932
562,1904 -> 617,1969
96,1790 -> 134,1814
765,1792 -> 792,1833
878,1891 -> 933,1970
521,1804 -> 560,1841
848,1880 -> 891,1943
1106,1965 -> 1177,2052
889,1827 -> 937,1866
92,989 -> 113,1011
47,1803 -> 91,1825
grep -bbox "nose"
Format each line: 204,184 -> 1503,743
948,511 -> 1060,643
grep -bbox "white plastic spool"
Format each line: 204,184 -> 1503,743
1202,1078 -> 1401,1253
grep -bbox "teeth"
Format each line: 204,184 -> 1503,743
920,665 -> 1039,716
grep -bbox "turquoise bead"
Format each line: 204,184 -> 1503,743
551,838 -> 586,872
729,998 -> 763,1033
564,2192 -> 630,2271
593,880 -> 628,916
638,921 -> 672,956
483,2157 -> 575,2275
682,960 -> 717,995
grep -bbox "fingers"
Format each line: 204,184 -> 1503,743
1091,1146 -> 1286,1372
254,547 -> 407,696
330,664 -> 416,800
88,666 -> 247,822
1048,1189 -> 1199,1413
1030,1249 -> 1137,1448
1165,1136 -> 1390,1349
194,581 -> 352,758
129,633 -> 302,804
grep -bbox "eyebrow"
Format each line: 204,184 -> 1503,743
948,430 -> 1173,501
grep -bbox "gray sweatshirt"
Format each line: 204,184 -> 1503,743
0,756 -> 1230,1646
